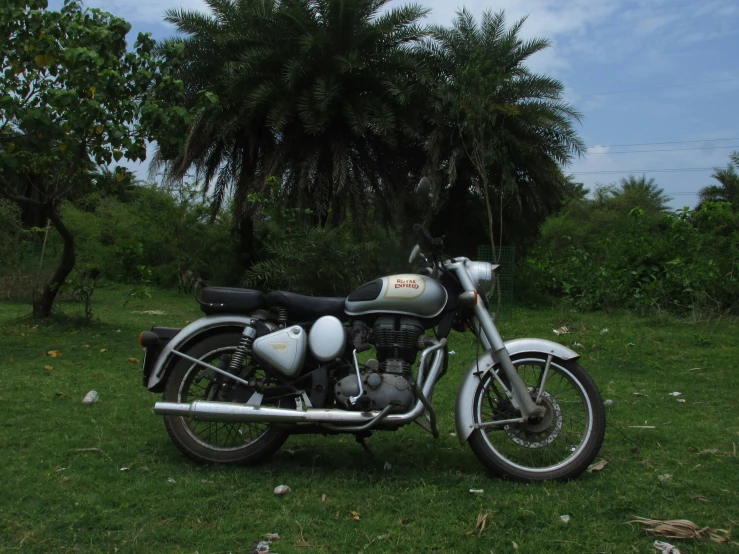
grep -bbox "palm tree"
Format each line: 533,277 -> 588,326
156,0 -> 430,229
698,153 -> 739,208
610,175 -> 671,212
420,10 -> 585,256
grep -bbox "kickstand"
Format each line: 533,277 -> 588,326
355,432 -> 374,457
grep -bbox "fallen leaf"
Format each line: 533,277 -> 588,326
350,511 -> 360,521
55,467 -> 66,473
82,344 -> 90,348
658,474 -> 672,482
120,467 -> 130,472
44,365 -> 54,371
127,357 -> 139,363
48,350 -> 62,357
469,489 -> 484,494
552,326 -> 570,335
677,399 -> 687,403
587,459 -> 608,473
60,476 -> 70,483
513,541 -> 519,550
669,392 -> 682,397
632,392 -> 647,397
384,462 -> 392,470
99,348 -> 107,353
467,510 -> 491,536
264,533 -> 280,540
560,514 -> 571,523
168,477 -> 176,484
573,342 -> 583,347
629,516 -> 738,545
600,328 -> 609,334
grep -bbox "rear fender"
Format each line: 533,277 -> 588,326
146,315 -> 255,391
454,339 -> 580,444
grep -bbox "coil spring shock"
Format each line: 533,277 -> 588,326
278,308 -> 288,328
228,324 -> 258,373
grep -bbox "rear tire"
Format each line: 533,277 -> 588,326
467,354 -> 605,481
162,332 -> 289,465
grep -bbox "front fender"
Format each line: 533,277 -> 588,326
454,339 -> 580,444
147,315 -> 255,390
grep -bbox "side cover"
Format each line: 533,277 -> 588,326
345,274 -> 448,318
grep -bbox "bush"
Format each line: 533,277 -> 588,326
526,199 -> 739,315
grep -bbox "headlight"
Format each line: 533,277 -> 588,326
466,261 -> 495,298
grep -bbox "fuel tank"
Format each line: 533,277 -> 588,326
344,274 -> 448,318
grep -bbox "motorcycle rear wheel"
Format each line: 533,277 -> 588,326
468,353 -> 605,481
162,332 -> 289,465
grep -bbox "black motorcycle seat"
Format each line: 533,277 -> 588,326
266,290 -> 348,321
198,287 -> 267,315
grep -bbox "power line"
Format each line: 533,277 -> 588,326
571,167 -> 715,175
588,145 -> 739,155
578,78 -> 739,98
587,137 -> 739,148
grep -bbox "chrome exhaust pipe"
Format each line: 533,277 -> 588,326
154,338 -> 446,426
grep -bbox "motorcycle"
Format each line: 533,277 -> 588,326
138,194 -> 605,481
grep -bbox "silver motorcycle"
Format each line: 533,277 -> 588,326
139,217 -> 605,481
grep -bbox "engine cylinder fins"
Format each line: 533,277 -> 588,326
372,315 -> 424,365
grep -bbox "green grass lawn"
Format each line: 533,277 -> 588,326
1,288 -> 738,553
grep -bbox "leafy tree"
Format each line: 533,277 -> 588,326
0,0 -> 193,316
422,10 -> 585,259
698,152 -> 739,209
157,0 -> 430,254
610,175 -> 672,212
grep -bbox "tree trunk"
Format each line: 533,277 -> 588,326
34,205 -> 75,317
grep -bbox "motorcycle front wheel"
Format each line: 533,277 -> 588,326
468,353 -> 605,481
162,331 -> 289,465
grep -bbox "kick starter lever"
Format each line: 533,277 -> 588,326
348,349 -> 364,406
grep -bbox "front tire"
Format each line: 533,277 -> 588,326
467,354 -> 605,481
162,332 -> 289,465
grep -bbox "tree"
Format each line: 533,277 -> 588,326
611,175 -> 671,212
156,0 -> 430,248
422,10 -> 585,258
0,0 -> 193,316
698,152 -> 739,209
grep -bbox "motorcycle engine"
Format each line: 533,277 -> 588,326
335,316 -> 424,411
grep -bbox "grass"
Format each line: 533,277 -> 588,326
1,288 -> 739,553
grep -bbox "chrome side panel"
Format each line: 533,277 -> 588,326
344,274 -> 447,318
454,339 -> 580,444
147,315 -> 254,390
252,325 -> 307,376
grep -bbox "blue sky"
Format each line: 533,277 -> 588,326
52,0 -> 739,208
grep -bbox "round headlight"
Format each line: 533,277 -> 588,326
466,261 -> 494,298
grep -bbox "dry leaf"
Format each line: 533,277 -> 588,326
467,510 -> 491,536
513,541 -> 519,550
469,489 -> 484,494
321,494 -> 326,502
264,533 -> 280,540
350,511 -> 361,521
127,357 -> 139,363
587,459 -> 608,473
55,467 -> 66,472
44,365 -> 54,371
659,474 -> 672,482
119,467 -> 130,472
168,477 -> 176,484
628,516 -> 738,545
48,350 -> 62,357
82,344 -> 90,348
99,348 -> 107,353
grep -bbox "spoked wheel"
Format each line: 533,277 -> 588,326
468,353 -> 605,481
162,332 -> 288,464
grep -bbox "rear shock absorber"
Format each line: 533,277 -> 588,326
277,308 -> 288,328
228,321 -> 258,373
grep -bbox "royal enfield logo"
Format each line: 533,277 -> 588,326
395,278 -> 420,289
384,274 -> 427,299
268,343 -> 288,353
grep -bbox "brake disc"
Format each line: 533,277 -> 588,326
504,391 -> 563,449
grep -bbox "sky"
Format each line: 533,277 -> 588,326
50,0 -> 739,208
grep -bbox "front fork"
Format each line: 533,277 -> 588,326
469,310 -> 544,420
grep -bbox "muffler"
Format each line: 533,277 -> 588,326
154,339 -> 446,427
